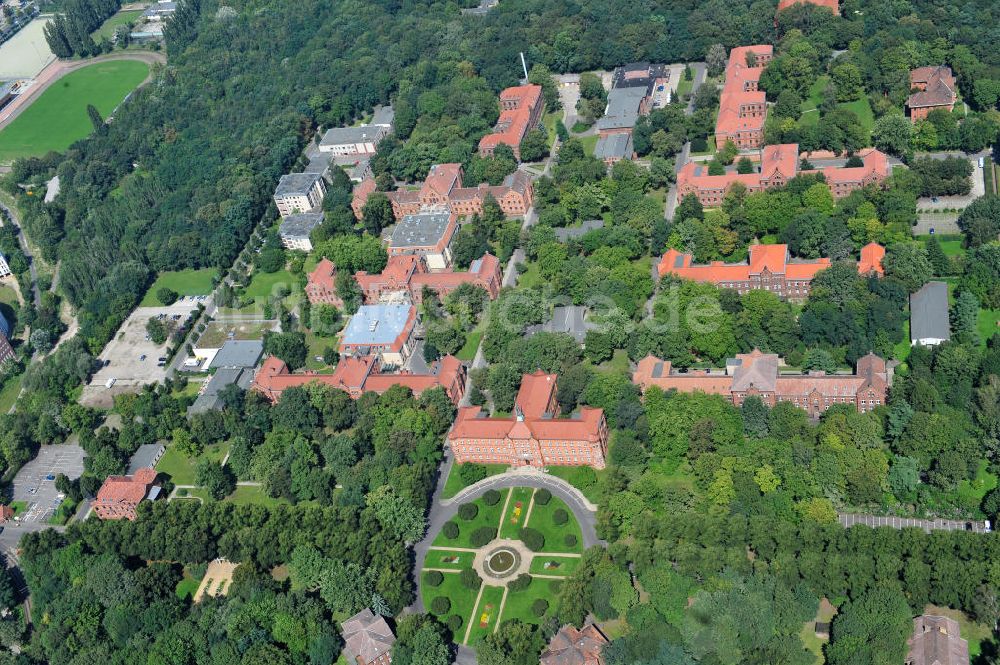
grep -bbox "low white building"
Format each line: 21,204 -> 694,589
278,212 -> 324,251
318,125 -> 388,157
0,252 -> 10,278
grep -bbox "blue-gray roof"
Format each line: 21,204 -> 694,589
279,213 -> 324,240
209,340 -> 264,369
275,172 -> 323,197
594,132 -> 633,160
342,305 -> 413,346
370,105 -> 395,128
595,87 -> 646,131
0,311 -> 10,339
910,281 -> 951,343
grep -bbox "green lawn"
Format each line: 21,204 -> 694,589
441,463 -> 507,500
676,73 -> 693,99
0,285 -> 18,308
580,134 -> 598,157
956,459 -> 998,512
466,585 -> 505,645
304,331 -> 337,371
978,309 -> 1000,345
543,110 -> 560,141
91,9 -> 143,40
422,571 -> 478,637
526,495 -> 584,553
528,555 -> 581,575
0,60 -> 150,162
498,578 -> 562,626
893,320 -> 911,364
0,375 -> 22,413
224,485 -> 287,508
244,269 -> 298,304
595,349 -> 631,375
424,549 -> 474,571
175,573 -> 202,600
800,76 -> 829,115
457,329 -> 483,361
140,268 -> 218,306
156,441 -> 231,485
432,489 -> 509,549
517,261 -> 543,289
499,487 -> 534,540
840,97 -> 874,133
545,467 -> 603,505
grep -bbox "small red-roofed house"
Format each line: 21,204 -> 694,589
92,468 -> 159,521
907,66 -> 957,121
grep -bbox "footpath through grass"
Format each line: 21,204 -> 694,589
0,60 -> 150,162
440,463 -> 507,500
433,488 -> 509,549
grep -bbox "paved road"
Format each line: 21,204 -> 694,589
839,513 -> 990,534
684,62 -> 707,115
0,51 -> 167,134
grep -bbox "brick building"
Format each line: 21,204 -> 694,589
252,353 -> 466,404
351,163 -> 533,220
341,608 -> 396,665
448,371 -> 609,469
0,311 -> 14,366
907,66 -> 957,121
305,258 -> 344,307
657,242 -> 885,300
355,253 -> 501,304
387,212 -> 457,270
677,143 -> 890,207
478,84 -> 544,160
634,349 -> 889,417
91,468 -> 159,521
339,304 -> 417,366
715,45 -> 773,151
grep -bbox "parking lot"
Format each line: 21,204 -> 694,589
11,444 -> 86,525
80,301 -> 202,406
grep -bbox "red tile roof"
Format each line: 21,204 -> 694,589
308,257 -> 337,291
658,242 -> 882,283
541,623 -> 609,665
423,163 -> 462,199
252,354 -> 465,404
908,66 -> 957,109
715,45 -> 771,140
858,242 -> 886,275
93,468 -> 157,519
479,85 -> 543,155
515,370 -> 558,419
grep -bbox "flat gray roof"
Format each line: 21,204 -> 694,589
127,444 -> 165,475
275,172 -> 322,197
370,105 -> 395,128
320,125 -> 386,147
595,87 -> 646,131
342,305 -> 413,346
910,281 -> 951,342
188,367 -> 254,415
303,152 -> 331,174
279,212 -> 324,240
390,213 -> 453,249
209,340 -> 265,369
594,132 -> 633,160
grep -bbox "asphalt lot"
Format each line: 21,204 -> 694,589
11,444 -> 86,525
81,301 -> 201,406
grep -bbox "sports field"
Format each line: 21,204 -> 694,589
0,59 -> 150,162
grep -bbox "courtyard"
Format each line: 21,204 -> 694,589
420,486 -> 585,645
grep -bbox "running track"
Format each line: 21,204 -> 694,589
0,51 -> 166,135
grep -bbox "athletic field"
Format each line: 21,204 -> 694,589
0,18 -> 55,79
0,59 -> 149,162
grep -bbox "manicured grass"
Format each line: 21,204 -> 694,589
0,374 -> 22,413
0,285 -> 18,308
543,110 -> 559,141
441,463 -> 507,500
156,441 -> 231,486
646,187 -> 667,207
499,487 -> 534,540
676,73 -> 693,99
304,331 -> 337,371
979,309 -> 1000,346
48,497 -> 78,525
424,549 -> 474,571
224,485 -> 286,508
580,134 -> 598,157
800,76 -> 829,114
545,466 -> 602,505
499,578 -> 562,626
244,269 -> 298,304
528,555 -> 581,575
840,97 -> 874,133
0,60 -> 150,162
457,329 -> 483,361
422,571 -> 477,633
91,9 -> 143,40
517,260 -> 543,289
466,584 -> 505,645
140,269 -> 217,306
175,573 -> 202,600
526,495 -> 584,553
595,349 -> 631,375
893,320 -> 911,363
432,488 -> 509,549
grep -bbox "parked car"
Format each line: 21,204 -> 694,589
45,474 -> 55,481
